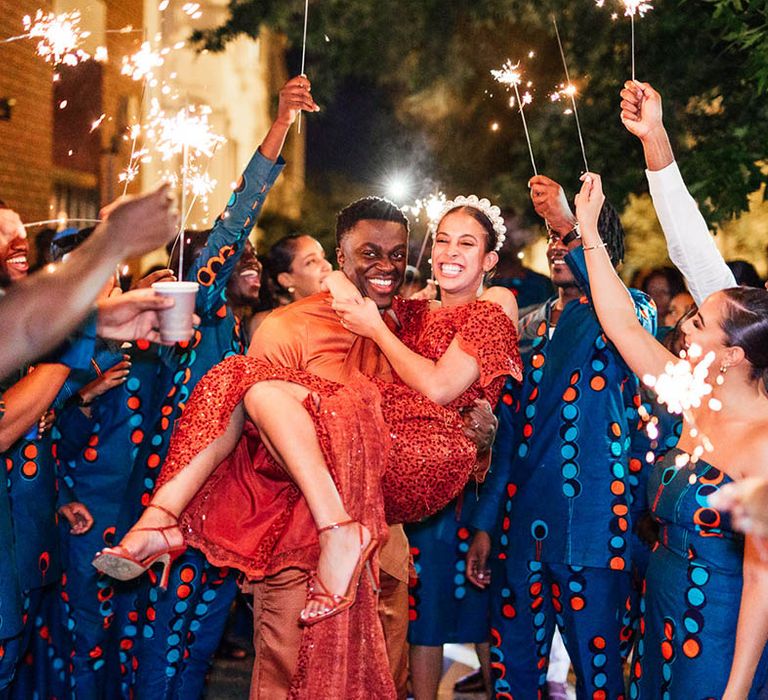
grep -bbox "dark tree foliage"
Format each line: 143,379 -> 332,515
192,0 -> 768,225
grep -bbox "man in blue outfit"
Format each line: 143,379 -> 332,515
110,75 -> 318,700
466,176 -> 656,699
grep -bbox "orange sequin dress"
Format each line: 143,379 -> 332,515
155,298 -> 521,699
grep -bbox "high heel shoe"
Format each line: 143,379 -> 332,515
299,519 -> 378,626
91,504 -> 186,590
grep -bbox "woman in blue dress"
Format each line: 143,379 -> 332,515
574,171 -> 768,698
406,486 -> 491,699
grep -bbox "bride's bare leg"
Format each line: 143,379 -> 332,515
243,380 -> 372,619
114,404 -> 245,561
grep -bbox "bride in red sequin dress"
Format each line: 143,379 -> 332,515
95,198 -> 521,698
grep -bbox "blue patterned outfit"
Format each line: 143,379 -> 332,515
629,448 -> 768,698
405,269 -> 554,649
406,486 -> 489,646
491,267 -> 554,312
470,248 -> 656,699
0,323 -> 96,697
0,393 -> 23,696
113,149 -> 284,700
52,340 -> 164,699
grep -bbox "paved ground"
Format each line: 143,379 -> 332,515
204,644 -> 576,699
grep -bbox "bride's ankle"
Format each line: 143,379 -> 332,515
136,503 -> 179,529
317,520 -> 370,548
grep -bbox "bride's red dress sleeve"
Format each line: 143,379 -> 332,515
379,299 -> 521,524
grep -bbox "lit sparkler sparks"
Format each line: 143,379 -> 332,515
622,1 -> 653,80
144,101 -> 226,276
406,192 -> 448,228
491,59 -> 538,176
490,59 -> 522,89
642,344 -> 717,415
182,3 -> 203,20
622,0 -> 654,17
404,192 -> 448,273
148,102 -> 226,161
21,10 -> 91,67
642,343 -> 719,464
189,171 -> 217,198
90,114 -> 106,132
121,41 -> 165,84
118,124 -> 146,187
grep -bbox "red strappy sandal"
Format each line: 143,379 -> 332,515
299,519 -> 379,626
91,504 -> 186,590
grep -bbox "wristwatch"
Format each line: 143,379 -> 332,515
68,392 -> 92,409
562,225 -> 581,245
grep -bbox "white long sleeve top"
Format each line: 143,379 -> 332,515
646,161 -> 736,305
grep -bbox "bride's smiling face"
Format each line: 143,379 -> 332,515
431,209 -> 498,295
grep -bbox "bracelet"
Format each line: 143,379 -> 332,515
582,242 -> 607,252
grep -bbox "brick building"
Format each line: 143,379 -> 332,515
0,0 -> 303,268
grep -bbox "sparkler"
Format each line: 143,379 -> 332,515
642,345 -> 716,416
551,16 -> 590,173
3,10 -> 93,67
298,0 -> 310,134
144,102 -> 226,276
118,33 -> 187,194
90,114 -> 106,132
642,343 -> 719,464
23,217 -> 102,229
1,11 -> 143,75
148,102 -> 226,161
406,192 -> 448,272
121,41 -> 165,85
622,1 -> 653,81
491,60 -> 538,176
119,123 -> 149,190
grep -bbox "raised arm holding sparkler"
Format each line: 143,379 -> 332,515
180,76 -> 318,321
620,80 -> 736,304
576,171 -> 768,699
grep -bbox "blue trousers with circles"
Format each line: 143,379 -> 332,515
490,559 -> 632,700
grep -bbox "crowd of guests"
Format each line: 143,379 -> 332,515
0,71 -> 767,700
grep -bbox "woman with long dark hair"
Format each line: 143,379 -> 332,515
575,171 -> 768,699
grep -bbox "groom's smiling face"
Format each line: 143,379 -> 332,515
336,219 -> 408,309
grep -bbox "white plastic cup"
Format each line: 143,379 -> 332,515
151,281 -> 199,343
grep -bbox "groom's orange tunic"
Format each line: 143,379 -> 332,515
246,292 -> 409,699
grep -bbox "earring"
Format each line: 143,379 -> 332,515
716,363 -> 728,385
288,286 -> 296,294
